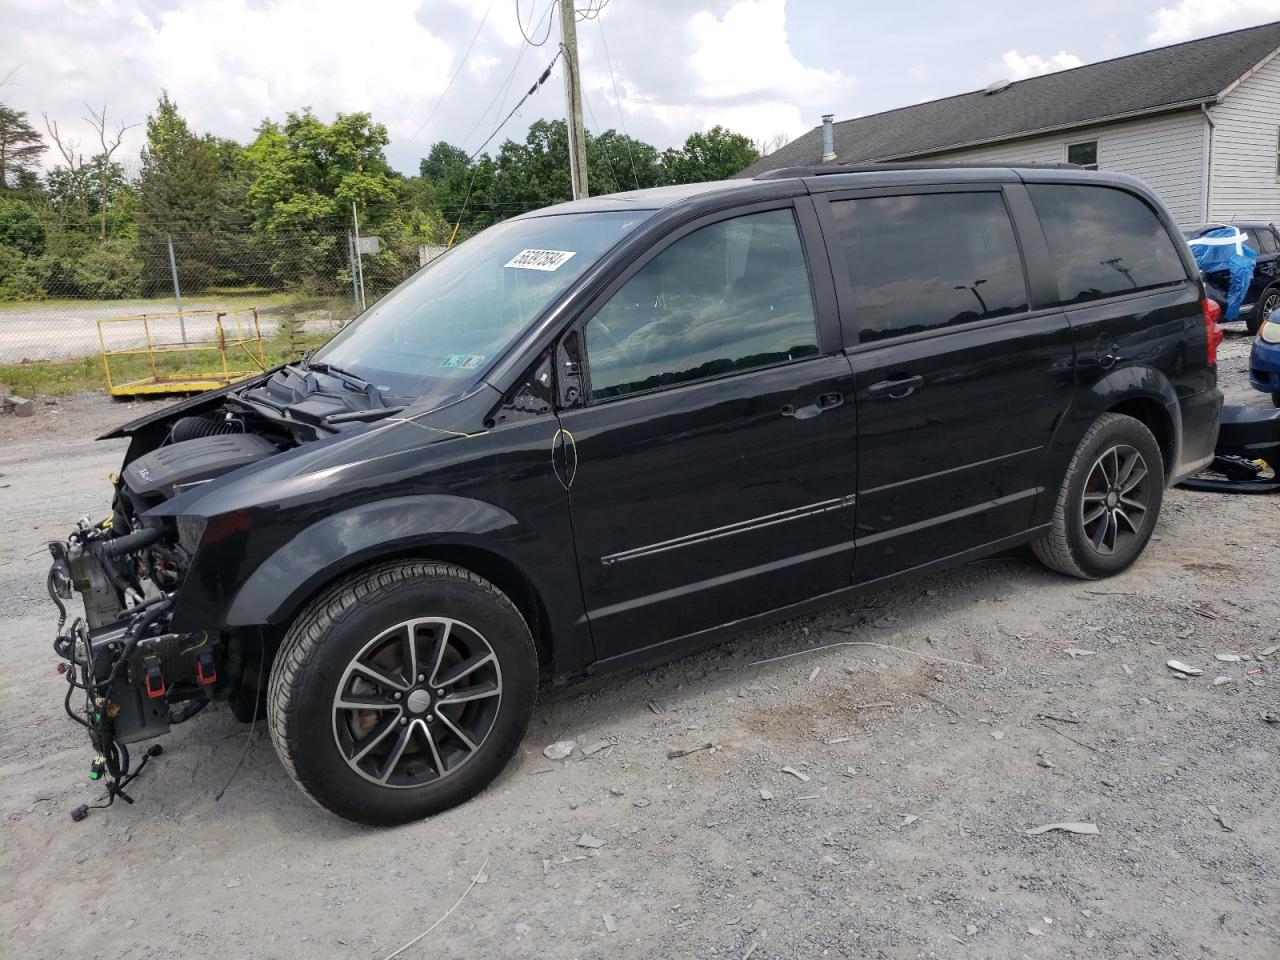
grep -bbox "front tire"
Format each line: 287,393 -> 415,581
1246,285 -> 1279,336
267,561 -> 537,825
1032,413 -> 1164,579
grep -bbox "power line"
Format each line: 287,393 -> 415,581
576,0 -> 611,21
458,34 -> 530,153
468,48 -> 562,163
402,0 -> 496,150
515,0 -> 556,46
595,11 -> 640,190
450,48 -> 563,243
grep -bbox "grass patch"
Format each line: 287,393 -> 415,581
0,329 -> 335,397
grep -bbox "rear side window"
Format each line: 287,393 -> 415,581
1028,184 -> 1188,305
828,192 -> 1028,344
1250,228 -> 1278,255
585,208 -> 819,402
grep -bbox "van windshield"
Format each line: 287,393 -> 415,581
312,210 -> 648,399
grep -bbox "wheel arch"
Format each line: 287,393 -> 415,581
1106,394 -> 1176,478
218,495 -> 578,682
1085,366 -> 1181,480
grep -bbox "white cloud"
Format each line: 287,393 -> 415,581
994,49 -> 1085,81
9,0 -> 470,171
1147,0 -> 1280,44
585,0 -> 853,150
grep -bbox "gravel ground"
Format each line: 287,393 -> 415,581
1,330 -> 1277,960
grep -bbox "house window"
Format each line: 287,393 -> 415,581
1067,140 -> 1098,169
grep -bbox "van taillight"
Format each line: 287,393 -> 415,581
1201,296 -> 1223,366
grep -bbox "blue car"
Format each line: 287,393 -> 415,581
1183,222 -> 1280,335
1251,309 -> 1280,406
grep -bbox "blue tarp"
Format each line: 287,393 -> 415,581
1188,227 -> 1257,320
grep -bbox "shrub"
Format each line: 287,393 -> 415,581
69,237 -> 143,299
0,244 -> 48,300
0,198 -> 46,257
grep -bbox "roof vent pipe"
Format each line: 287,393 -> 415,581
821,114 -> 836,162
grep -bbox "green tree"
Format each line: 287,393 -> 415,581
245,110 -> 398,290
0,197 -> 46,256
418,141 -> 469,181
587,129 -> 663,194
0,105 -> 46,192
661,126 -> 760,184
137,92 -> 222,292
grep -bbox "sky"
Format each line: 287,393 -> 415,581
3,0 -> 1280,177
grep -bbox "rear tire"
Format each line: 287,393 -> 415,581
267,561 -> 538,825
1032,413 -> 1164,579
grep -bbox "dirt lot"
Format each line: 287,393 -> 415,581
1,332 -> 1277,960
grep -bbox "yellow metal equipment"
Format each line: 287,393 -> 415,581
97,309 -> 267,396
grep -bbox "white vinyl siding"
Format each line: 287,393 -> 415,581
1206,51 -> 1280,223
920,111 -> 1208,226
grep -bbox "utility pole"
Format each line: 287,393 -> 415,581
558,0 -> 589,199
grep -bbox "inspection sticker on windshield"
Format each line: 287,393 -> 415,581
504,248 -> 576,271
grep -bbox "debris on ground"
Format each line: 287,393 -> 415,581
759,788 -> 773,801
1025,822 -> 1100,837
900,814 -> 919,826
1201,801 -> 1234,832
1213,676 -> 1235,687
1063,648 -> 1095,658
780,766 -> 810,783
666,743 -> 714,759
1167,660 -> 1203,677
1214,653 -> 1243,663
991,730 -> 1005,740
575,833 -> 607,849
603,914 -> 617,933
580,738 -> 615,757
808,666 -> 821,681
647,698 -> 670,714
543,740 -> 576,760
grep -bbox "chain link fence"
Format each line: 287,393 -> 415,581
0,230 -> 437,367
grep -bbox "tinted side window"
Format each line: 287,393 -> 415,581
828,192 -> 1028,344
1028,184 -> 1188,305
585,209 -> 819,402
1249,228 -> 1278,255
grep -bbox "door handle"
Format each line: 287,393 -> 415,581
781,392 -> 843,420
866,375 -> 924,399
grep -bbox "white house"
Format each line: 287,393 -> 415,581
739,21 -> 1280,227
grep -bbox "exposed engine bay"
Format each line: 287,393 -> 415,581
48,360 -> 409,818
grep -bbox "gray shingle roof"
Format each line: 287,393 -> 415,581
738,20 -> 1280,177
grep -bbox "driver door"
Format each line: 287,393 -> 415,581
554,200 -> 858,663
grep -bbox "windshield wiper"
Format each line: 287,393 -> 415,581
306,361 -> 371,392
324,406 -> 407,425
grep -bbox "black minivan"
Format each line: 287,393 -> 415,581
50,164 -> 1223,824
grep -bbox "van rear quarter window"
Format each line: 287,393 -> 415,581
827,192 -> 1028,343
1027,184 -> 1188,305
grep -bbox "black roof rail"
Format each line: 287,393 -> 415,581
754,161 -> 1084,180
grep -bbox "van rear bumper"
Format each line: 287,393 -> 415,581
1170,387 -> 1224,484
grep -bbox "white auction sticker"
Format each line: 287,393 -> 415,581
504,248 -> 576,271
